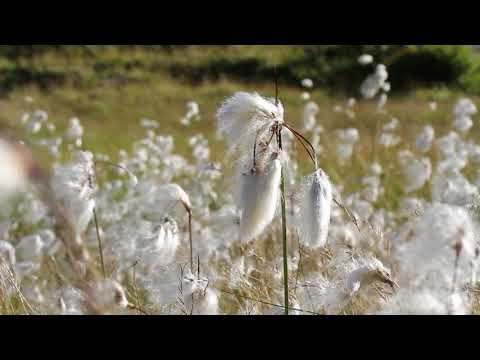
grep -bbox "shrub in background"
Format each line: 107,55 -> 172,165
0,45 -> 479,94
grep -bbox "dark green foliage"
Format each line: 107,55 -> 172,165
164,45 -> 480,95
0,65 -> 66,95
387,45 -> 478,92
0,45 -> 479,94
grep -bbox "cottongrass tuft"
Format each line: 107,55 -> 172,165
140,218 -> 180,269
415,125 -> 435,153
155,184 -> 192,216
216,92 -> 284,154
91,280 -> 129,312
296,169 -> 333,249
238,152 -> 282,243
51,151 -> 96,247
358,54 -> 374,66
396,203 -> 478,276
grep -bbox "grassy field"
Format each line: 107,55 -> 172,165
2,47 -> 480,315
1,67 -> 479,212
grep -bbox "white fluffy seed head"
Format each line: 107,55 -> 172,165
51,150 -> 95,240
431,171 -> 478,206
16,234 -> 44,260
156,184 -> 192,214
358,54 -> 374,66
216,92 -> 284,153
415,125 -> 435,153
301,78 -> 314,89
140,219 -> 180,268
92,280 -> 129,311
336,143 -> 353,161
302,101 -> 320,132
337,128 -> 359,145
436,132 -> 461,159
26,119 -> 42,134
454,98 -> 477,118
453,115 -> 473,134
401,157 -> 432,193
398,203 -> 478,275
65,117 -> 84,141
238,154 -> 281,243
296,168 -> 333,248
127,172 -> 139,188
360,64 -> 389,99
301,92 -> 311,101
180,272 -> 219,315
379,132 -> 401,148
346,258 -> 394,297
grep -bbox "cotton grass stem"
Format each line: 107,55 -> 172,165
274,69 -> 289,316
88,170 -> 106,280
277,126 -> 289,315
93,207 -> 106,279
281,165 -> 289,315
197,255 -> 201,280
187,208 -> 194,275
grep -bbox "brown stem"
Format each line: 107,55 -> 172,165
253,130 -> 260,169
283,122 -> 318,168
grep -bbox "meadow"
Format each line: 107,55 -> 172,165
0,46 -> 480,315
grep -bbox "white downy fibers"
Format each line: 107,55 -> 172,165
51,151 -> 96,245
296,169 -> 333,248
216,92 -> 284,153
133,183 -> 193,223
397,203 -> 477,276
141,219 -> 180,268
400,156 -> 432,193
415,125 -> 435,153
156,184 -> 192,214
358,54 -> 374,66
238,153 -> 281,243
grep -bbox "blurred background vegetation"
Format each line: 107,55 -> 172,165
0,45 -> 479,95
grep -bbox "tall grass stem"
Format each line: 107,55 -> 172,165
277,126 -> 289,315
93,207 -> 106,279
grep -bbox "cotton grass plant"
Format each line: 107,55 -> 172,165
216,77 -> 334,314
